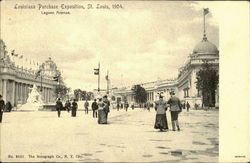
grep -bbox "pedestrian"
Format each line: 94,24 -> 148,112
117,103 -> 120,111
195,103 -> 198,110
121,103 -> 123,109
84,100 -> 89,114
97,98 -> 107,124
125,101 -> 129,112
154,95 -> 168,132
0,95 -> 5,123
56,98 -> 63,118
71,99 -> 78,117
147,102 -> 151,112
186,102 -> 190,112
103,95 -> 110,121
5,101 -> 12,112
91,99 -> 98,118
65,100 -> 71,113
167,91 -> 182,131
183,102 -> 186,110
131,103 -> 134,110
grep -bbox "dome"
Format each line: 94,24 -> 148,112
193,37 -> 219,55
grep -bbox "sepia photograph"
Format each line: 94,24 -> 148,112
0,1 -> 249,162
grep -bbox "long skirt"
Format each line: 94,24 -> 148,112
98,110 -> 107,124
154,114 -> 168,130
72,109 -> 77,117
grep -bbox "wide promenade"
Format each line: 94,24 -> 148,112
1,108 -> 218,162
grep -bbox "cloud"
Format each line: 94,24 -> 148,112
1,1 -> 218,91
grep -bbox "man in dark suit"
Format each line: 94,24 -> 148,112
0,95 -> 5,123
167,91 -> 182,131
56,98 -> 63,118
186,101 -> 190,112
91,99 -> 98,118
103,95 -> 110,121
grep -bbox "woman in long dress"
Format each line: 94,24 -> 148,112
154,95 -> 168,131
71,99 -> 78,117
97,98 -> 107,124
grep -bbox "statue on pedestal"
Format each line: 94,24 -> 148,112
19,84 -> 44,111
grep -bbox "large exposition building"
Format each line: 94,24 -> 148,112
0,39 -> 61,107
112,34 -> 219,108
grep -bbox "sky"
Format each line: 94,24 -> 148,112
1,1 -> 219,91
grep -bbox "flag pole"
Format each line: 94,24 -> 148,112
203,9 -> 206,38
98,62 -> 100,92
40,70 -> 43,92
107,70 -> 109,94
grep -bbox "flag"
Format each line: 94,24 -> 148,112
53,76 -> 59,82
11,50 -> 15,56
204,8 -> 209,15
53,71 -> 61,82
94,68 -> 99,75
35,69 -> 41,79
53,74 -> 61,82
11,50 -> 18,57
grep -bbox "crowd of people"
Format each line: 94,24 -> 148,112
0,94 -> 14,123
1,91 -> 185,131
55,95 -> 110,124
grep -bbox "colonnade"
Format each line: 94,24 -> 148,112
1,79 -> 54,106
146,91 -> 154,102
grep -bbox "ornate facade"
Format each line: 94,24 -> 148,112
0,40 -> 61,106
112,35 -> 219,108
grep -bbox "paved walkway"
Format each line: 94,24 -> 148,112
0,108 -> 218,162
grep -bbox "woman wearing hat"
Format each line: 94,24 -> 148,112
167,91 -> 182,131
97,98 -> 107,124
71,99 -> 78,117
154,95 -> 168,131
0,95 -> 5,123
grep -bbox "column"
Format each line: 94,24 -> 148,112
44,88 -> 46,103
22,83 -> 24,102
46,88 -> 49,103
2,79 -> 7,102
24,84 -> 28,103
17,83 -> 20,102
11,81 -> 15,105
48,88 -> 50,103
45,88 -> 48,103
15,82 -> 18,106
152,92 -> 154,101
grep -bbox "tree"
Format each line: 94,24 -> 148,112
196,61 -> 219,107
132,85 -> 147,104
74,89 -> 82,100
55,84 -> 70,100
73,89 -> 94,101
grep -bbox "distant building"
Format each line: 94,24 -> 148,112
112,34 -> 219,108
0,40 -> 62,107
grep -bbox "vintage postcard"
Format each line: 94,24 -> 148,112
0,0 -> 249,162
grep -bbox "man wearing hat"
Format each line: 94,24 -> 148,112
167,91 -> 182,131
0,95 -> 5,123
103,95 -> 110,121
56,98 -> 63,118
